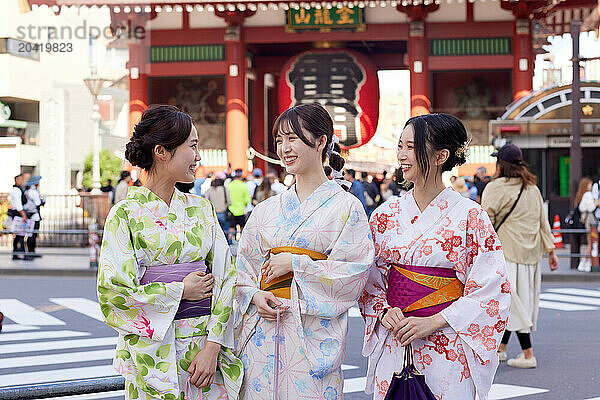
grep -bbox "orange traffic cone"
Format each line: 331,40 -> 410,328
552,214 -> 563,249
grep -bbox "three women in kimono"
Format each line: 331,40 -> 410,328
234,104 -> 375,399
98,105 -> 242,400
358,114 -> 511,400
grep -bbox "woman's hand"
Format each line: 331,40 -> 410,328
182,271 -> 214,301
261,253 -> 293,284
251,291 -> 288,322
380,307 -> 405,335
548,250 -> 559,271
396,314 -> 448,347
188,341 -> 220,388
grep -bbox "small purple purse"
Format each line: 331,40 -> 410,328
140,261 -> 212,320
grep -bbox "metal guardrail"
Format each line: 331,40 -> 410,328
0,377 -> 124,400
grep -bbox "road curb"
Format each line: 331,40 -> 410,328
0,268 -> 98,277
542,272 -> 600,282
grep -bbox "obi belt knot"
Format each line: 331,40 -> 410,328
386,264 -> 464,317
260,246 -> 327,299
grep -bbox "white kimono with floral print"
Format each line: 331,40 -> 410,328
98,186 -> 242,400
358,188 -> 510,400
234,180 -> 374,399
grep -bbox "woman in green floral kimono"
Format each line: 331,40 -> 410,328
98,105 -> 243,400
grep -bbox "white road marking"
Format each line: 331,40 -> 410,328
343,376 -> 366,393
0,330 -> 90,343
540,293 -> 600,306
349,307 -> 362,318
547,288 -> 600,298
0,324 -> 40,333
50,298 -> 104,322
0,336 -> 117,354
479,384 -> 549,399
0,299 -> 65,325
0,349 -> 114,369
0,365 -> 118,387
341,364 -> 359,371
539,300 -> 597,311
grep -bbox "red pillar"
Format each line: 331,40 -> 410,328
127,43 -> 148,137
408,20 -> 430,117
251,70 -> 267,174
512,18 -> 533,100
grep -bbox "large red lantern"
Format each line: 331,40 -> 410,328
279,49 -> 379,149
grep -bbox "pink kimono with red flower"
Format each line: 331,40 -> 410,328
358,188 -> 510,400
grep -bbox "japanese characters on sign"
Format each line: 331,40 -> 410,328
286,6 -> 365,32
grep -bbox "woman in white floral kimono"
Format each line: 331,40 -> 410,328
235,104 -> 374,399
98,105 -> 243,400
358,114 -> 511,400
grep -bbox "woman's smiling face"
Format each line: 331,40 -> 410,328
397,124 -> 418,183
165,125 -> 201,183
275,121 -> 325,176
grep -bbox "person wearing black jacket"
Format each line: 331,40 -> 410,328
8,174 -> 28,260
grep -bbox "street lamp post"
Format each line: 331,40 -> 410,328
83,67 -> 109,194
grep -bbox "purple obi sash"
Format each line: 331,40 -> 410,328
386,264 -> 464,317
140,261 -> 212,320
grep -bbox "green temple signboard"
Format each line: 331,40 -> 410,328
286,7 -> 365,32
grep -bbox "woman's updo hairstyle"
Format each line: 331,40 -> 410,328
125,105 -> 192,171
404,113 -> 469,179
272,103 -> 345,172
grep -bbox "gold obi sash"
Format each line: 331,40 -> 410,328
260,246 -> 328,299
387,264 -> 465,317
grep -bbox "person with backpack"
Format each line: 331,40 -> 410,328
206,172 -> 232,244
575,177 -> 597,272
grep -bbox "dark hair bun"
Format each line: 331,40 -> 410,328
125,137 -> 153,170
124,105 -> 192,171
328,143 -> 345,172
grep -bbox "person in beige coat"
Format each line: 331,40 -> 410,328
482,143 -> 558,369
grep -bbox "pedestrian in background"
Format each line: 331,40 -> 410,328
206,172 -> 232,243
482,143 -> 558,369
361,171 -> 379,218
101,179 -> 114,204
344,168 -> 367,210
252,175 -> 276,205
575,177 -> 597,272
113,170 -> 131,204
452,176 -> 470,197
24,175 -> 43,258
8,174 -> 28,260
226,168 -> 250,239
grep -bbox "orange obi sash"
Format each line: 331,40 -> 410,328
260,246 -> 328,299
387,264 -> 464,317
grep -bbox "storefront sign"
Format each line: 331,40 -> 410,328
549,136 -> 600,148
279,49 -> 379,149
559,156 -> 570,198
286,7 -> 365,32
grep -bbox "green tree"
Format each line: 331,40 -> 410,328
83,149 -> 123,190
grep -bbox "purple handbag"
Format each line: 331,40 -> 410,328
140,261 -> 212,320
384,344 -> 436,400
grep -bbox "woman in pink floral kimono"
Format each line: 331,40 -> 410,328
358,113 -> 511,400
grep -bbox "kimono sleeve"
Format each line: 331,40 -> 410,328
234,209 -> 263,320
358,208 -> 392,356
205,203 -> 237,348
97,205 -> 183,341
292,199 -> 374,319
439,208 -> 511,363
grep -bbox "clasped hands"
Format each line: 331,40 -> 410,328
251,252 -> 293,321
379,307 -> 448,347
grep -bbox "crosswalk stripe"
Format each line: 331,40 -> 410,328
349,307 -> 362,318
487,383 -> 549,399
35,390 -> 124,400
540,293 -> 600,306
50,298 -> 104,322
0,349 -> 114,369
0,299 -> 65,326
1,324 -> 40,333
547,288 -> 600,298
343,376 -> 366,393
0,336 -> 117,354
0,365 -> 118,387
341,364 -> 359,371
539,300 -> 597,311
0,330 -> 90,343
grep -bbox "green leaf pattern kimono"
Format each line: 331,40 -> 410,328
98,186 -> 243,400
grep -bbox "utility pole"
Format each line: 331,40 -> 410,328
570,19 -> 582,207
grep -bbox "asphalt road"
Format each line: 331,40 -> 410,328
0,276 -> 598,400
